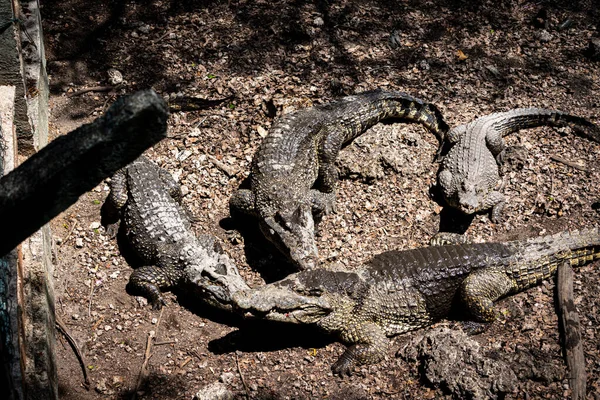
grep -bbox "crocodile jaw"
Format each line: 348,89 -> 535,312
457,192 -> 480,214
232,287 -> 331,324
260,206 -> 319,270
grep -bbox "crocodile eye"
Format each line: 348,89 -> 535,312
309,288 -> 323,296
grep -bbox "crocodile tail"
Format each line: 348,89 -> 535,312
414,102 -> 450,144
508,227 -> 600,291
372,90 -> 449,142
491,108 -> 600,143
335,90 -> 448,144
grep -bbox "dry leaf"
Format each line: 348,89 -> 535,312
456,49 -> 468,61
256,125 -> 268,138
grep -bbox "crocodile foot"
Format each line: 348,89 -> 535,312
460,321 -> 491,335
331,353 -> 355,376
430,232 -> 470,246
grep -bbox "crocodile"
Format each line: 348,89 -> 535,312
230,89 -> 448,270
437,108 -> 600,222
232,228 -> 600,375
104,156 -> 249,310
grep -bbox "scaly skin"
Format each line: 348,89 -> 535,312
230,89 -> 448,270
233,228 -> 600,375
438,108 -> 600,222
105,156 -> 249,310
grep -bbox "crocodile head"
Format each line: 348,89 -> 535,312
259,202 -> 319,270
233,285 -> 332,324
180,235 -> 251,310
455,179 -> 483,214
439,169 -> 492,215
233,269 -> 364,324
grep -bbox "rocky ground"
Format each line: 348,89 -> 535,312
40,0 -> 600,398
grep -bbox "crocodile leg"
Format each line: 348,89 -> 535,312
300,124 -> 342,219
485,125 -> 507,157
313,124 -> 342,214
445,124 -> 467,144
156,168 -> 198,224
105,169 -> 129,237
128,265 -> 186,309
158,168 -> 183,203
484,191 -> 506,223
437,169 -> 456,202
437,124 -> 467,160
430,232 -> 470,246
333,322 -> 389,375
309,190 -> 336,219
108,168 -> 129,209
460,269 -> 517,333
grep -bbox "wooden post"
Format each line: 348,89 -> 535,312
0,85 -> 24,400
557,261 -> 586,400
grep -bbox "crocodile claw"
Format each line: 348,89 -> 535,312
331,357 -> 354,376
150,296 -> 167,310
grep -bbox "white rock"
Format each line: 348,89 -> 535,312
219,372 -> 236,385
193,382 -> 233,400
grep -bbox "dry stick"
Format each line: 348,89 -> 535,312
208,154 -> 237,177
132,308 -> 164,400
55,315 -> 90,389
550,155 -> 588,172
187,349 -> 202,362
557,261 -> 586,400
91,316 -> 105,332
175,356 -> 192,374
235,352 -> 250,399
60,219 -> 78,245
87,279 -> 95,318
154,340 -> 177,346
153,31 -> 172,44
67,86 -> 115,98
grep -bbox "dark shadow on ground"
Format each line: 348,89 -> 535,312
220,215 -> 302,283
208,319 -> 333,355
42,0 -> 600,99
428,184 -> 476,235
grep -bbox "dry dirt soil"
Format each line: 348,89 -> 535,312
41,0 -> 600,398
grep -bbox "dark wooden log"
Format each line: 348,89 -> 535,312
0,89 -> 168,256
557,261 -> 586,400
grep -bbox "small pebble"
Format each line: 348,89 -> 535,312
537,30 -> 553,43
